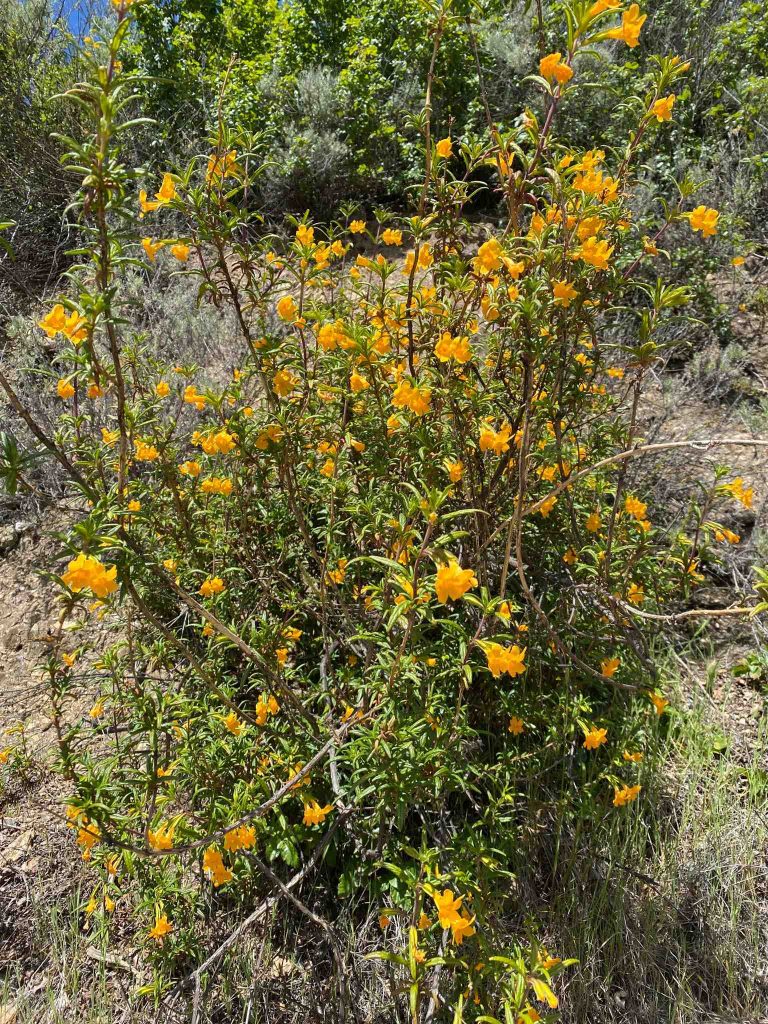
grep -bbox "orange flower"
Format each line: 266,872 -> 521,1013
647,691 -> 669,716
473,238 -> 503,274
148,912 -> 173,942
199,576 -> 225,598
583,727 -> 608,750
605,3 -> 647,47
552,280 -> 577,307
203,847 -> 233,887
434,561 -> 478,603
651,94 -> 676,122
539,52 -> 573,84
303,800 -> 333,826
688,206 -> 719,238
484,642 -> 527,678
613,784 -> 642,806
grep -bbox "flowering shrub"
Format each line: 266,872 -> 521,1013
4,0 -> 765,1017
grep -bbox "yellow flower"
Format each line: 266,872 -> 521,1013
601,656 -> 620,678
483,642 -> 527,678
273,369 -> 298,397
624,495 -> 647,520
574,236 -> 614,270
61,553 -> 118,599
127,499 -> 141,512
180,460 -> 201,477
605,3 -> 647,47
713,526 -> 740,544
348,219 -> 366,234
206,150 -> 239,185
201,476 -> 233,496
57,378 -> 75,400
651,94 -> 676,122
552,280 -> 577,307
586,511 -> 602,533
434,332 -> 472,363
156,173 -> 176,203
450,910 -> 476,945
199,429 -> 236,455
627,582 -> 644,606
141,237 -> 163,262
435,137 -> 453,158
326,558 -> 347,584
392,380 -> 432,416
538,495 -> 558,518
723,477 -> 753,509
148,912 -> 173,942
148,821 -> 176,851
431,889 -> 476,944
223,711 -> 244,736
647,691 -> 669,716
381,228 -> 402,245
89,699 -> 105,719
539,52 -> 573,84
39,304 -> 68,337
350,370 -> 370,393
731,255 -> 746,267
508,716 -> 524,735
445,460 -> 464,482
203,847 -> 233,887
199,576 -> 225,597
134,439 -> 159,461
583,726 -> 608,750
478,421 -> 512,455
303,800 -> 333,826
223,824 -> 256,852
295,223 -> 315,246
276,295 -> 298,322
183,384 -> 206,410
432,888 -> 464,928
434,561 -> 478,603
613,784 -> 642,807
588,0 -> 621,16
473,238 -> 503,274
623,750 -> 644,762
76,821 -> 100,858
155,380 -> 170,397
688,205 -> 719,238
170,242 -> 190,261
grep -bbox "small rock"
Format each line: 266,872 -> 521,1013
0,526 -> 19,556
0,830 -> 34,868
2,627 -> 23,652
